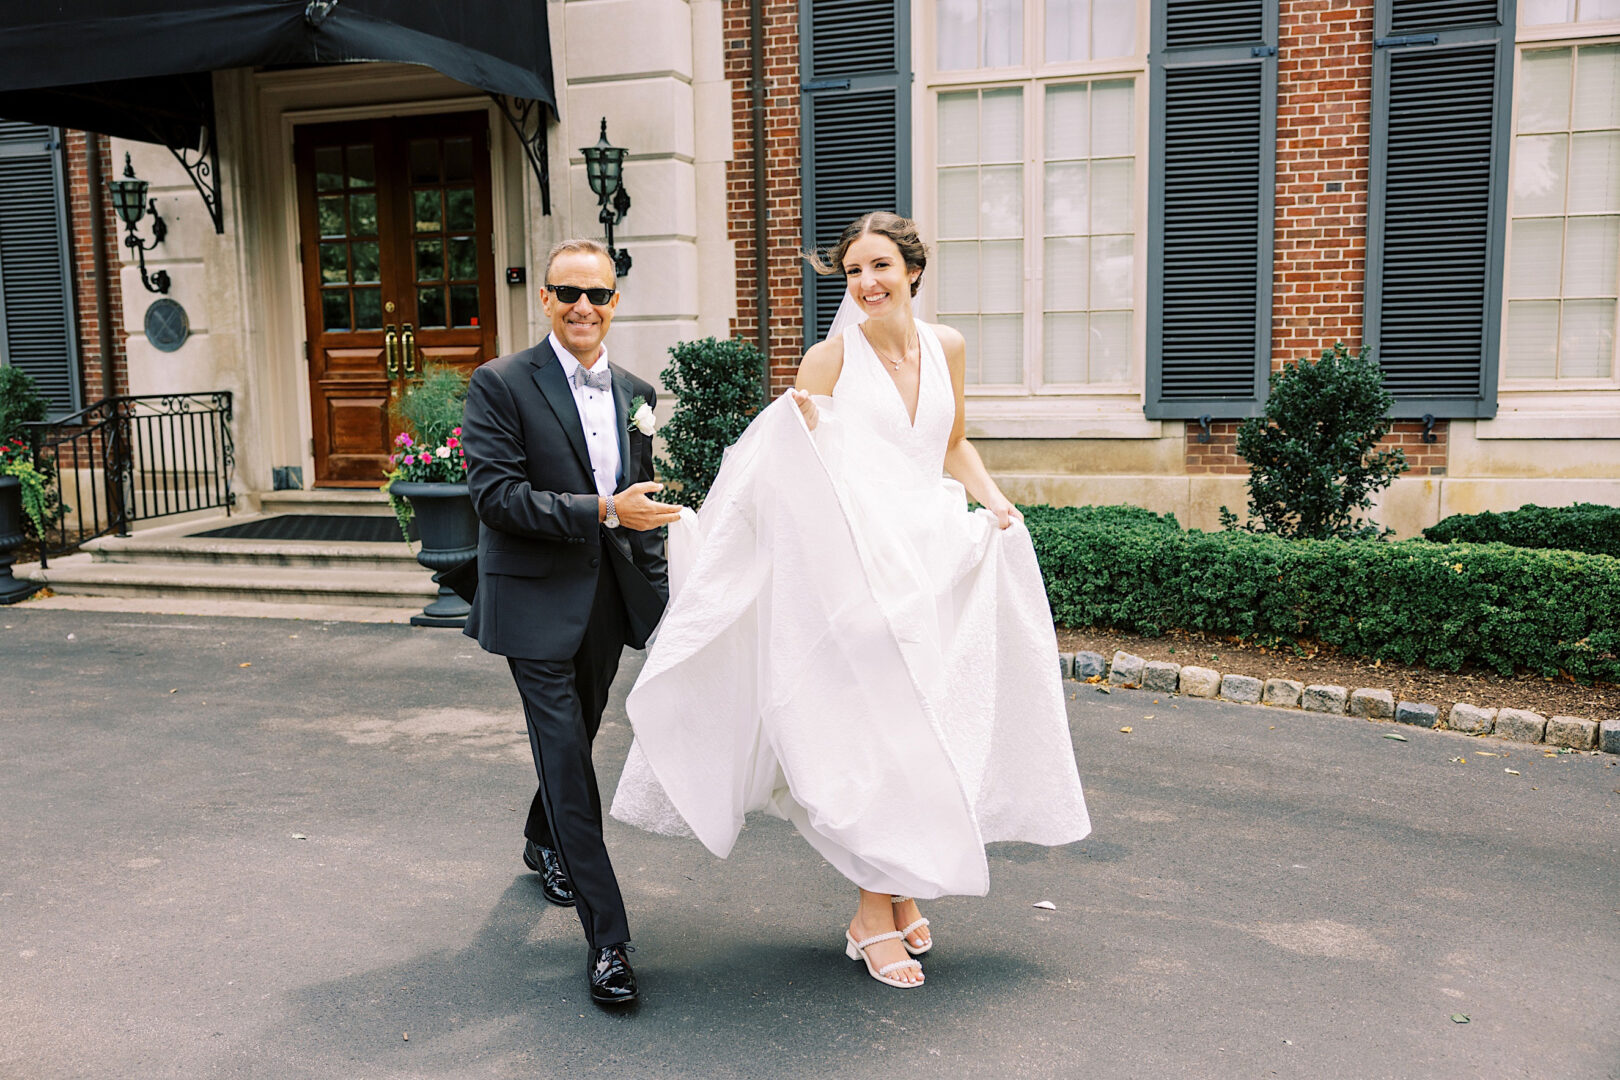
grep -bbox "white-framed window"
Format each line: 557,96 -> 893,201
1522,0 -> 1620,26
1505,37 -> 1620,383
922,0 -> 1146,395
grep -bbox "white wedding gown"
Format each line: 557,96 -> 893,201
610,320 -> 1090,898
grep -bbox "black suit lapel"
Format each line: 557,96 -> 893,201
531,349 -> 595,482
610,365 -> 632,491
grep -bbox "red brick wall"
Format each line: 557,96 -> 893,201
724,0 -> 803,396
63,131 -> 129,404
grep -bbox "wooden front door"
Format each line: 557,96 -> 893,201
296,112 -> 499,486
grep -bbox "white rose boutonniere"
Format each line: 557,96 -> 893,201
629,395 -> 657,437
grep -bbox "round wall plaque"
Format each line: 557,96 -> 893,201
145,298 -> 190,353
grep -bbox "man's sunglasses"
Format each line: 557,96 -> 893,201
546,283 -> 616,306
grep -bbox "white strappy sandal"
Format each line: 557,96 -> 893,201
844,930 -> 925,988
892,896 -> 933,956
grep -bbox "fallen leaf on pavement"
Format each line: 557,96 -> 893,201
1504,768 -> 1521,776
1451,757 -> 1466,763
1383,732 -> 1408,741
168,688 -> 177,694
1477,751 -> 1499,757
1451,1014 -> 1470,1024
1120,726 -> 1133,733
238,662 -> 251,668
1032,901 -> 1057,910
1142,715 -> 1154,720
1096,685 -> 1112,694
291,833 -> 307,840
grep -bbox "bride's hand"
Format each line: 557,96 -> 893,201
984,494 -> 1024,530
789,388 -> 819,430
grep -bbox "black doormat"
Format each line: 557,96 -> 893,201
191,514 -> 413,543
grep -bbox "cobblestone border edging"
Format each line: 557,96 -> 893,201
1059,651 -> 1619,755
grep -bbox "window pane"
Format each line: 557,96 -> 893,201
1092,0 -> 1135,59
980,240 -> 1023,311
410,139 -> 439,184
938,93 -> 980,165
937,241 -> 981,312
449,237 -> 478,281
1564,215 -> 1620,294
417,287 -> 446,328
450,284 -> 481,328
979,314 -> 1024,382
1518,49 -> 1572,133
317,196 -> 345,237
414,189 -> 442,232
319,242 -> 348,284
1046,83 -> 1089,160
416,239 -> 445,282
314,147 -> 343,192
1579,0 -> 1620,18
1089,310 -> 1132,382
981,89 -> 1023,161
350,193 -> 378,236
1091,158 -> 1133,233
447,187 -> 477,231
352,241 -> 381,285
1045,0 -> 1088,64
1091,80 -> 1134,156
1560,299 -> 1616,376
938,169 -> 979,236
1045,162 -> 1089,234
1522,0 -> 1573,22
984,0 -> 1022,66
353,288 -> 382,331
938,0 -> 977,70
1044,236 -> 1088,310
321,288 -> 349,332
1573,45 -> 1620,130
1091,234 -> 1133,308
445,137 -> 475,183
345,145 -> 375,188
1506,301 -> 1561,377
1044,312 -> 1088,382
980,165 -> 1024,236
1514,134 -> 1569,214
1510,217 -> 1564,297
1568,131 -> 1620,212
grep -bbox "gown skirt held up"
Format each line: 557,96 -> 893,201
610,321 -> 1091,899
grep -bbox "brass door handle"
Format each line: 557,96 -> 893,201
402,323 -> 417,376
385,323 -> 399,378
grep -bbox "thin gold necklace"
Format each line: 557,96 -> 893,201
869,331 -> 918,372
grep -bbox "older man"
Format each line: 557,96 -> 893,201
459,238 -> 680,1006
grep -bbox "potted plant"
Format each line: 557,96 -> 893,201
0,436 -> 50,604
381,365 -> 478,628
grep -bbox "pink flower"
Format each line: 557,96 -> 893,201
452,427 -> 462,436
395,433 -> 413,447
446,437 -> 459,449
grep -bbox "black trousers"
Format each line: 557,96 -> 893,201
508,561 -> 630,950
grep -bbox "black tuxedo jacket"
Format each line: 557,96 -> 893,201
459,341 -> 668,661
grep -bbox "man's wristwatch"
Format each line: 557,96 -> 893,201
603,493 -> 620,529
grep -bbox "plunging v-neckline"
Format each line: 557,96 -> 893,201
856,323 -> 922,429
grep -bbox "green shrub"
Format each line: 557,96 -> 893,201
1424,503 -> 1620,559
0,366 -> 50,444
1222,342 -> 1407,540
657,337 -> 765,509
389,363 -> 467,451
1025,505 -> 1620,682
1020,503 -> 1182,532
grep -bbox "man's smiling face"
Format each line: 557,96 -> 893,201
543,250 -> 619,365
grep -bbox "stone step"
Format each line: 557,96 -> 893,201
82,531 -> 424,570
21,553 -> 439,607
258,489 -> 394,516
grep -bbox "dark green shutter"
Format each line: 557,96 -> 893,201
1366,0 -> 1514,418
0,120 -> 80,415
800,0 -> 910,348
1146,0 -> 1278,420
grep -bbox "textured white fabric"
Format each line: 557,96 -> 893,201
549,333 -> 621,495
825,289 -> 867,342
611,319 -> 1091,898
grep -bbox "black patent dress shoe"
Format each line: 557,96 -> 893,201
589,944 -> 638,1006
522,840 -> 575,907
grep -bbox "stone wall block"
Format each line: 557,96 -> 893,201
1494,708 -> 1548,743
1075,651 -> 1107,680
1349,688 -> 1395,720
1395,702 -> 1439,728
1545,716 -> 1597,750
1142,661 -> 1181,693
1302,685 -> 1348,714
1262,679 -> 1304,707
1109,652 -> 1145,687
1447,704 -> 1497,734
1059,653 -> 1074,679
1179,666 -> 1220,698
1600,719 -> 1620,755
1220,674 -> 1263,704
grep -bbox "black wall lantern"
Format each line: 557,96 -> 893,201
581,118 -> 632,278
106,153 -> 170,295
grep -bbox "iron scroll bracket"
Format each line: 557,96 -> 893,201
166,125 -> 224,234
490,94 -> 553,216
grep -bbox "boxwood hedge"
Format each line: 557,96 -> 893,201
1024,505 -> 1620,683
1423,503 -> 1620,560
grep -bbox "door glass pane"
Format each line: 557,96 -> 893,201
317,196 -> 345,237
1505,301 -> 1561,377
450,284 -> 480,327
418,287 -> 446,328
983,0 -> 1022,66
345,144 -> 375,188
319,242 -> 348,284
1560,299 -> 1616,375
410,139 -> 439,184
446,188 -> 477,231
321,289 -> 349,332
445,137 -> 475,182
314,147 -> 343,191
352,241 -> 381,284
1518,49 -> 1572,133
448,237 -> 478,280
414,189 -> 442,232
415,239 -> 445,282
937,0 -> 977,70
1574,45 -> 1620,131
1044,312 -> 1087,382
1510,217 -> 1565,297
1514,134 -> 1569,214
1563,215 -> 1619,294
353,288 -> 382,330
1046,0 -> 1088,64
349,193 -> 378,236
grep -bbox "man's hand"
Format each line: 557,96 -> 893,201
789,388 -> 819,430
606,482 -> 686,531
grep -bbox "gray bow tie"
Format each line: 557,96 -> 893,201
572,364 -> 611,392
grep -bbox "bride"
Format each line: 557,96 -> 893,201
611,212 -> 1090,989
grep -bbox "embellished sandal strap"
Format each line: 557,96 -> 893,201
890,896 -> 911,904
898,917 -> 930,937
851,930 -> 905,950
876,958 -> 923,977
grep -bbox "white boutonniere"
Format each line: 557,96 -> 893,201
629,395 -> 657,436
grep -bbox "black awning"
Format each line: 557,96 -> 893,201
0,1 -> 557,149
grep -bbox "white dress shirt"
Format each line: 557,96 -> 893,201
549,332 -> 621,497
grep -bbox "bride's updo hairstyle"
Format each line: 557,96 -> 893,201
806,212 -> 929,297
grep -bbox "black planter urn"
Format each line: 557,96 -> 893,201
0,475 -> 40,605
390,480 -> 478,628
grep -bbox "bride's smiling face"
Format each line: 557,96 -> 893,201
843,233 -> 919,317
